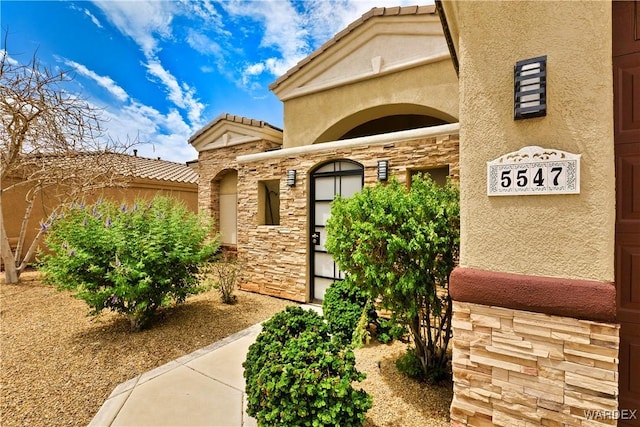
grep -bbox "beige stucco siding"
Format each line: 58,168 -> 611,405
456,1 -> 614,282
282,60 -> 459,147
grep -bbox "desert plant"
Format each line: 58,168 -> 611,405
351,303 -> 372,348
322,276 -> 375,346
243,306 -> 371,427
325,174 -> 459,381
210,252 -> 242,304
39,196 -> 219,331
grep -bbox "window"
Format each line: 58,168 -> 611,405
409,166 -> 450,186
258,180 -> 280,225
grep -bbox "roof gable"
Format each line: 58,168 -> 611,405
189,113 -> 283,153
270,5 -> 449,101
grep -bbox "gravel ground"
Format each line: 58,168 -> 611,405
356,342 -> 452,427
0,271 -> 451,426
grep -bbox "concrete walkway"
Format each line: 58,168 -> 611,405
89,305 -> 320,427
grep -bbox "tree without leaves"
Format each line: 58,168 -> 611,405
0,36 -> 137,284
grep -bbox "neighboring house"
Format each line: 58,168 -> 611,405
190,5 -> 460,302
3,152 -> 198,265
438,0 -> 638,425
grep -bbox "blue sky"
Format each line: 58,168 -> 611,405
1,0 -> 421,163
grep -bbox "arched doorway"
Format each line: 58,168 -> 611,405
309,160 -> 364,302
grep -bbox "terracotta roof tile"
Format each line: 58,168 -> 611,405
127,154 -> 198,184
269,4 -> 437,91
189,112 -> 282,144
28,152 -> 199,184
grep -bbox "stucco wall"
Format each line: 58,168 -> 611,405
282,60 -> 459,147
4,177 -> 198,264
456,1 -> 614,282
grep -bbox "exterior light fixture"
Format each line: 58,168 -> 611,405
377,160 -> 389,182
514,55 -> 547,120
286,169 -> 297,187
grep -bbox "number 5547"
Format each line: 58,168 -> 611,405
500,167 -> 563,189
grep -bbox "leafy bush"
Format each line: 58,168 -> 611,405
325,174 -> 459,381
375,317 -> 407,345
210,252 -> 242,304
39,196 -> 219,331
395,347 -> 424,379
243,306 -> 371,427
322,276 -> 374,346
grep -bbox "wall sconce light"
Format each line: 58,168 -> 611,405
286,169 -> 297,187
514,55 -> 547,120
377,160 -> 389,182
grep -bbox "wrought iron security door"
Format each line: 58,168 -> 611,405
310,160 -> 363,301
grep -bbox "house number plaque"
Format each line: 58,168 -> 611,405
487,146 -> 580,196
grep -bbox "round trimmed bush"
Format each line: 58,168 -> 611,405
243,306 -> 371,427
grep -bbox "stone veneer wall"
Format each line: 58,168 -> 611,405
197,140 -> 282,239
236,132 -> 459,301
451,301 -> 620,427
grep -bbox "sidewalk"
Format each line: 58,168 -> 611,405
88,304 -> 320,427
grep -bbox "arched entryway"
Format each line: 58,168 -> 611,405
313,103 -> 457,144
309,160 -> 364,302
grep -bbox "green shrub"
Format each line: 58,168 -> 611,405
395,347 -> 424,379
39,196 -> 219,331
375,317 -> 407,345
325,174 -> 459,380
322,276 -> 375,345
243,306 -> 371,427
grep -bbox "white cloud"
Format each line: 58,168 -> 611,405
91,1 -> 205,127
90,0 -> 176,57
186,29 -> 222,57
84,9 -> 103,28
101,101 -> 198,163
179,0 -> 228,35
62,58 -> 129,102
144,59 -> 204,126
0,49 -> 19,66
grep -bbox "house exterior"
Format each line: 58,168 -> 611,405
438,0 -> 639,425
190,5 -> 460,302
3,152 -> 198,265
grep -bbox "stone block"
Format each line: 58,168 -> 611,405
471,313 -> 502,328
565,371 -> 618,397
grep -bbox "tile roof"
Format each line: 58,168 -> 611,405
189,112 -> 283,144
126,153 -> 198,184
269,5 -> 437,91
23,152 -> 198,184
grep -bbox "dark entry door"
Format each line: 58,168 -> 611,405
310,160 -> 363,301
614,1 -> 640,424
